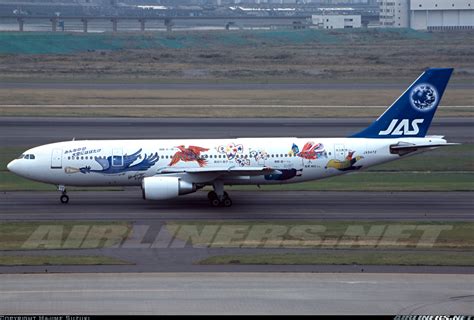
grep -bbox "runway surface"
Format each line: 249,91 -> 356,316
1,191 -> 472,221
1,273 -> 473,314
1,117 -> 472,147
2,82 -> 473,90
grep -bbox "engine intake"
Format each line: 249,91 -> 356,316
142,176 -> 196,200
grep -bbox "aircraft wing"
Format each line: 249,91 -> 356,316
157,166 -> 279,176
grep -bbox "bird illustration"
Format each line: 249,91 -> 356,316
169,145 -> 209,167
325,151 -> 364,171
76,149 -> 159,174
297,142 -> 325,160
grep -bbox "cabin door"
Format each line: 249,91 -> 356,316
51,149 -> 63,169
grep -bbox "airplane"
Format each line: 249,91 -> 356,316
7,68 -> 458,207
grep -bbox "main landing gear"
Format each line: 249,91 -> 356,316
208,181 -> 232,207
58,185 -> 69,204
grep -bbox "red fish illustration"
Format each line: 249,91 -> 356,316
169,145 -> 209,167
297,142 -> 325,160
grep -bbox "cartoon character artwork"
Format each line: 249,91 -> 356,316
64,149 -> 159,175
169,145 -> 209,167
217,143 -> 243,160
264,168 -> 303,181
292,142 -> 326,160
290,143 -> 300,156
235,157 -> 250,167
250,149 -> 269,162
325,151 -> 364,171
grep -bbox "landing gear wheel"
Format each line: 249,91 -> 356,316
208,191 -> 217,201
223,197 -> 232,207
211,198 -> 221,207
60,194 -> 69,204
208,190 -> 232,207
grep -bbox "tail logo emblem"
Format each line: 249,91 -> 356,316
410,83 -> 438,112
379,119 -> 424,136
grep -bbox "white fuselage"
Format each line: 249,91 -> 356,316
7,136 -> 445,187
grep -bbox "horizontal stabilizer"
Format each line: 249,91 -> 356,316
390,141 -> 459,155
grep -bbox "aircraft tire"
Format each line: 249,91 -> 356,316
208,191 -> 217,201
60,195 -> 69,204
223,197 -> 232,207
211,198 -> 221,207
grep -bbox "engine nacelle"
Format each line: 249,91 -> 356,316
142,176 -> 196,200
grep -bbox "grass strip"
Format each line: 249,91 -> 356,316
198,251 -> 474,266
0,221 -> 132,250
0,255 -> 130,266
166,220 -> 474,250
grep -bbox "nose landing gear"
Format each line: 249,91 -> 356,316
58,185 -> 69,204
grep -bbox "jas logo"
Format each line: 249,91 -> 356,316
378,119 -> 424,136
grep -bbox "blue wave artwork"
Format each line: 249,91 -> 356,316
79,149 -> 159,174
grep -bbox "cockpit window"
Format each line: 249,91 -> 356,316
16,154 -> 25,159
23,154 -> 35,160
29,154 -> 35,159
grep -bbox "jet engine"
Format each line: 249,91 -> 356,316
142,176 -> 196,200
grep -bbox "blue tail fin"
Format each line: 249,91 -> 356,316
351,68 -> 453,138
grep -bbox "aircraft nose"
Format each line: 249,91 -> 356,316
7,160 -> 17,173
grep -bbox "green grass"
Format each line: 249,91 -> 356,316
0,221 -> 132,250
166,221 -> 474,249
198,251 -> 474,266
0,29 -> 435,55
0,255 -> 130,266
0,172 -> 55,191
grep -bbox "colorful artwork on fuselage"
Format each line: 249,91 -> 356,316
291,142 -> 327,160
325,151 -> 364,171
65,149 -> 159,175
217,143 -> 244,160
250,149 -> 269,162
169,145 -> 209,167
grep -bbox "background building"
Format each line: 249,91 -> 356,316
379,0 -> 474,30
379,0 -> 409,27
410,0 -> 473,30
312,14 -> 361,28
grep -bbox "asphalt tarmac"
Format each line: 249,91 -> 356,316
1,190 -> 472,221
2,82 -> 472,90
1,117 -> 472,147
1,273 -> 472,314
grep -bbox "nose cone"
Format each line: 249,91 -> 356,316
7,160 -> 17,173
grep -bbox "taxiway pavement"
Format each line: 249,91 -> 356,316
1,273 -> 472,314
